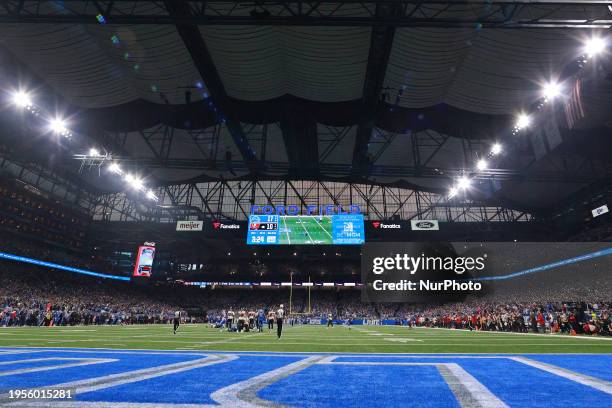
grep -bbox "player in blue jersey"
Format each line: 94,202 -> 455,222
257,309 -> 265,332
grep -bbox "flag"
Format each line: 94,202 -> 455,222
563,78 -> 585,128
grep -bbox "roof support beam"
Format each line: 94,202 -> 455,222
1,1 -> 610,28
352,2 -> 402,177
280,104 -> 319,178
163,0 -> 259,171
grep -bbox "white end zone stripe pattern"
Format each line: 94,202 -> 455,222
1,350 -> 610,407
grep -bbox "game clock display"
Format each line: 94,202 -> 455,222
247,214 -> 365,245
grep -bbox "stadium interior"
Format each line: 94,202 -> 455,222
0,1 -> 611,407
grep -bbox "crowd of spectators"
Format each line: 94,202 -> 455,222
1,263 -> 610,336
0,265 -> 198,327
0,179 -> 89,251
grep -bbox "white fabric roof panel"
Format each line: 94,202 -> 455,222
385,28 -> 576,114
0,23 -> 201,108
200,26 -> 370,102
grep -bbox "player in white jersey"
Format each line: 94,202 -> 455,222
267,310 -> 275,332
227,310 -> 235,332
276,304 -> 285,339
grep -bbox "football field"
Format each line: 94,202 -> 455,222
0,325 -> 610,407
279,216 -> 333,245
1,324 -> 611,353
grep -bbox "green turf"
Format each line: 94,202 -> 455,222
279,216 -> 333,245
1,324 -> 611,353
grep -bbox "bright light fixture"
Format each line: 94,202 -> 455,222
583,36 -> 606,57
89,148 -> 99,157
131,177 -> 144,190
476,159 -> 488,171
448,186 -> 459,199
108,162 -> 122,174
542,81 -> 562,100
491,143 -> 502,155
145,190 -> 157,200
515,113 -> 531,130
12,91 -> 32,108
457,176 -> 471,190
49,118 -> 68,134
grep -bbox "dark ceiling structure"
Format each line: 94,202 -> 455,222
0,0 -> 611,219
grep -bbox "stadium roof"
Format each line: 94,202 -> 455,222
0,0 -> 611,213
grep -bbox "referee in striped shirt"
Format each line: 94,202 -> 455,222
276,304 -> 285,339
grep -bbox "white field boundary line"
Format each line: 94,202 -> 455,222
411,326 -> 612,341
510,356 -> 612,394
1,346 -> 611,356
6,402 -> 217,408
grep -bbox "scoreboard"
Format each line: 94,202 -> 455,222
247,214 -> 364,245
247,215 -> 280,244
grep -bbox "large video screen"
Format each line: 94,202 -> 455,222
133,245 -> 155,277
247,214 -> 364,245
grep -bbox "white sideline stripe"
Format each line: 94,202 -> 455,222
414,327 -> 612,341
210,355 -> 321,407
6,402 -> 217,408
2,346 -> 611,355
0,358 -> 116,377
0,349 -> 209,357
444,363 -> 508,408
318,361 -> 443,366
0,350 -> 42,355
510,356 -> 612,394
0,357 -> 94,366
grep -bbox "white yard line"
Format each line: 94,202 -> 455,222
312,216 -> 333,239
297,215 -> 314,243
282,216 -> 291,244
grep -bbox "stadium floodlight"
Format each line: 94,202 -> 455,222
583,36 -> 606,57
145,190 -> 158,201
108,162 -> 122,174
49,118 -> 68,134
491,143 -> 502,156
448,186 -> 459,199
515,113 -> 531,130
542,81 -> 562,100
12,91 -> 32,108
89,148 -> 100,157
457,176 -> 471,190
131,177 -> 144,190
476,159 -> 488,171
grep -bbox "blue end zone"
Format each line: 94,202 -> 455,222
0,348 -> 610,407
259,364 -> 461,408
79,355 -> 302,404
